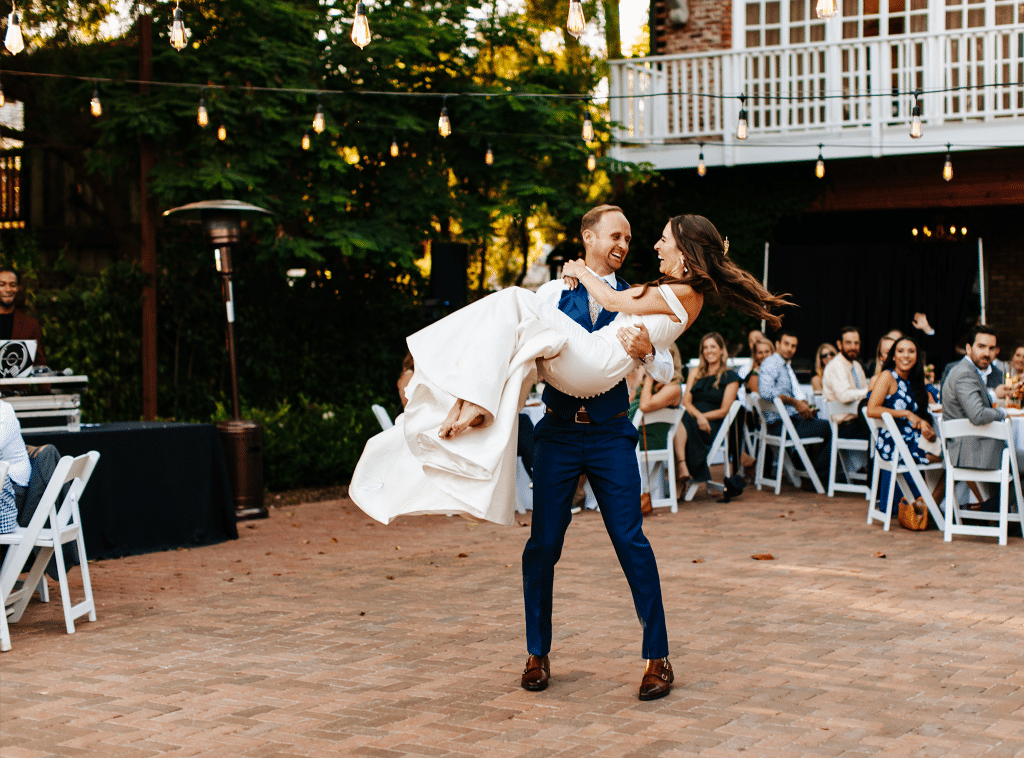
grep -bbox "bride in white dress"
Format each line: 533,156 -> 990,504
351,215 -> 788,525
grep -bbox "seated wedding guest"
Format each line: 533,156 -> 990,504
822,326 -> 870,440
743,339 -> 774,398
758,330 -> 833,480
0,267 -> 46,366
867,336 -> 943,510
1009,344 -> 1024,378
635,343 -> 683,477
675,333 -> 740,491
810,343 -> 837,393
941,326 -> 1024,509
0,398 -> 31,534
867,334 -> 897,390
941,327 -> 1012,403
735,329 -> 765,377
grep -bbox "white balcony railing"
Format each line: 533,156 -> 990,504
608,23 -> 1024,166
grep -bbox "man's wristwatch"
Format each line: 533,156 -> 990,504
641,351 -> 655,366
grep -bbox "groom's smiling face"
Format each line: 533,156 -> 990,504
585,211 -> 631,276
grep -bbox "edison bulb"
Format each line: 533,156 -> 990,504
301,133 -> 310,151
587,153 -> 596,172
909,103 -> 922,138
351,2 -> 371,49
566,0 -> 587,39
697,153 -> 706,177
815,156 -> 825,178
485,144 -> 494,165
5,11 -> 24,55
217,124 -> 227,141
313,104 -> 325,134
736,112 -> 748,140
390,137 -> 399,157
815,0 -> 838,18
438,107 -> 451,138
170,5 -> 188,51
582,112 -> 594,141
90,90 -> 102,117
197,99 -> 209,127
943,154 -> 953,182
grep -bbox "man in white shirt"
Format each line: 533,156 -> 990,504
821,326 -> 870,440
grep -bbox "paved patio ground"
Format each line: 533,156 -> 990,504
2,484 -> 1023,758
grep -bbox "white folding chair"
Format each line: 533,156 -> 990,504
371,404 -> 394,430
0,451 -> 100,651
826,400 -> 871,498
750,394 -> 824,494
939,418 -> 1023,546
514,457 -> 531,514
683,401 -> 742,501
633,407 -> 684,513
864,412 -> 944,530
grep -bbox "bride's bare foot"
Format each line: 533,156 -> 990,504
439,399 -> 488,438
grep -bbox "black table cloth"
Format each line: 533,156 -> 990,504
26,422 -> 238,560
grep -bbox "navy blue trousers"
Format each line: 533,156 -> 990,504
522,414 -> 669,659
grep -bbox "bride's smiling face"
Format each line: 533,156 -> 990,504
654,221 -> 686,278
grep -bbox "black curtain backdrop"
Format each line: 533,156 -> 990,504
767,242 -> 979,372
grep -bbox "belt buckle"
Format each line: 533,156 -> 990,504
574,408 -> 591,424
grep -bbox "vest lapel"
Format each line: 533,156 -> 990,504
558,286 -> 593,331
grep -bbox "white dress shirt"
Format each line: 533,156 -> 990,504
821,353 -> 869,423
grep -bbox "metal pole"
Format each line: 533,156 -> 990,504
139,14 -> 158,420
219,246 -> 241,421
977,237 -> 986,325
760,242 -> 769,334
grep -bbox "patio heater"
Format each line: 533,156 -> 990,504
163,199 -> 272,520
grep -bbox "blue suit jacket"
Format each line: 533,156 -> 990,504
542,277 -> 630,423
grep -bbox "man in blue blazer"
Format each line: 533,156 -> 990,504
520,205 -> 677,701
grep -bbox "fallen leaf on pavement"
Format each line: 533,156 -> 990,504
692,558 -> 704,563
751,553 -> 774,561
874,551 -> 886,558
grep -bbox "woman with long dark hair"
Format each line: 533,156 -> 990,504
351,214 -> 790,525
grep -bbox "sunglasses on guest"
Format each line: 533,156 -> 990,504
820,351 -> 836,360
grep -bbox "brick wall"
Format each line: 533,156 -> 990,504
984,238 -> 1024,352
652,0 -> 732,55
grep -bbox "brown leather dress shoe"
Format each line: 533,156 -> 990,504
638,657 -> 673,701
521,654 -> 550,691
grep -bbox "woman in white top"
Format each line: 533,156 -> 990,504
0,399 -> 31,533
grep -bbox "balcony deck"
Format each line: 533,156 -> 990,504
608,22 -> 1024,170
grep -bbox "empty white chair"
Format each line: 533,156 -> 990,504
372,404 -> 394,430
939,418 -> 1023,546
825,400 -> 871,498
865,412 -> 944,530
633,407 -> 684,512
0,451 -> 100,651
683,400 -> 743,501
750,394 -> 824,494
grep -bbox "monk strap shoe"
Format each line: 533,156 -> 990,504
638,657 -> 673,701
521,654 -> 550,691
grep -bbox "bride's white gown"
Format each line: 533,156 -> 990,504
350,285 -> 689,525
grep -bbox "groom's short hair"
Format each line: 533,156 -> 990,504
581,205 -> 624,237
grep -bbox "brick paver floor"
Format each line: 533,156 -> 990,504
2,484 -> 1023,757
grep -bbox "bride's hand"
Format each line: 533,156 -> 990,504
562,259 -> 587,279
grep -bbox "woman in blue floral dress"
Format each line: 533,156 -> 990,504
866,336 -> 942,510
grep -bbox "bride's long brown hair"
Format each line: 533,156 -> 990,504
635,214 -> 791,330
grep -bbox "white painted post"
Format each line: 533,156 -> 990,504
978,238 -> 987,325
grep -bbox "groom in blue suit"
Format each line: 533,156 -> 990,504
521,205 -> 676,701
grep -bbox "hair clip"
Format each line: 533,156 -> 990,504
723,237 -> 730,255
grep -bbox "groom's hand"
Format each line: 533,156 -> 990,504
618,324 -> 653,360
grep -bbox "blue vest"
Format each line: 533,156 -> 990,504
542,277 -> 630,423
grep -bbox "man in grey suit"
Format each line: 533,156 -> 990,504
941,325 -> 1024,506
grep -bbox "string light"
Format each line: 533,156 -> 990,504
351,2 -> 371,49
485,143 -> 494,165
909,90 -> 922,138
697,142 -> 706,176
587,153 -> 596,172
943,144 -> 953,182
816,0 -> 838,18
0,83 -> 4,108
90,87 -> 102,117
170,2 -> 188,51
736,94 -> 748,140
438,98 -> 451,137
313,103 -> 325,134
301,132 -> 310,150
390,136 -> 399,157
815,144 -> 825,178
4,7 -> 24,55
566,0 -> 587,39
582,108 -> 593,141
217,124 -> 227,141
197,97 -> 208,127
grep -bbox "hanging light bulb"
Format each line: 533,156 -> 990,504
197,98 -> 208,127
697,142 -> 706,176
736,94 -> 748,140
485,143 -> 494,165
943,145 -> 953,182
0,83 -> 5,108
90,89 -> 102,118
438,103 -> 451,138
815,0 -> 838,18
582,109 -> 594,141
5,8 -> 25,55
909,91 -> 922,138
312,104 -> 325,134
815,145 -> 825,178
170,2 -> 188,51
351,2 -> 371,49
301,133 -> 310,150
566,0 -> 587,39
390,136 -> 399,157
217,124 -> 227,141
587,153 -> 597,172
